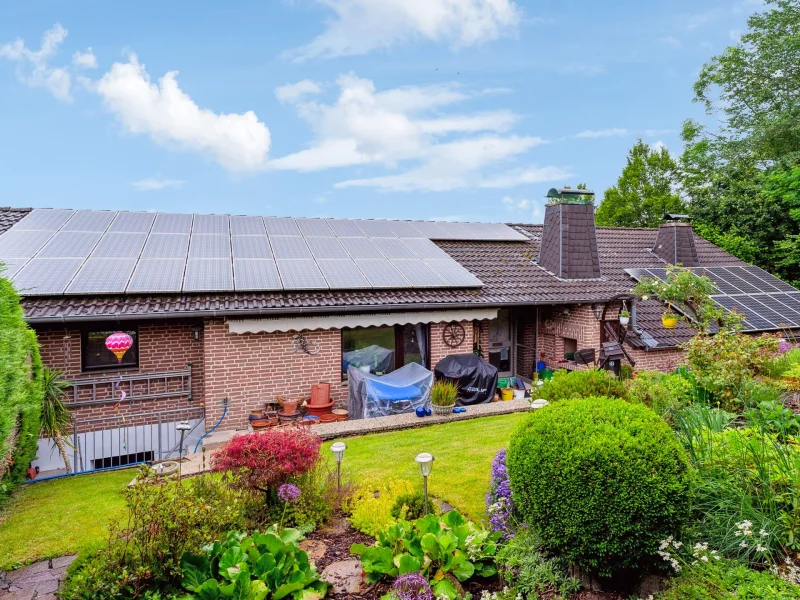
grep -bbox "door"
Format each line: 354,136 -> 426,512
488,309 -> 513,376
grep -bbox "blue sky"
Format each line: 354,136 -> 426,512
0,0 -> 760,223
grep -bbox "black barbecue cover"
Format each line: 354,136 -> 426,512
434,353 -> 499,405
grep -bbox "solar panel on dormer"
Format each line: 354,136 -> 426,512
390,259 -> 446,287
340,237 -> 382,259
14,209 -> 75,230
264,217 -> 300,236
184,259 -> 233,291
141,234 -> 190,258
234,259 -> 282,290
325,219 -> 363,236
230,215 -> 266,235
231,236 -> 273,259
386,220 -> 422,237
109,212 -> 156,233
425,259 -> 483,287
92,232 -> 148,258
306,236 -> 349,259
402,237 -> 450,259
152,213 -> 193,234
356,220 -> 395,237
0,230 -> 54,257
355,259 -> 410,288
62,211 -> 117,232
410,221 -> 450,238
296,218 -> 334,237
189,234 -> 231,259
193,214 -> 230,234
127,259 -> 186,293
67,258 -> 137,294
372,237 -> 417,259
38,231 -> 103,257
270,236 -> 312,259
12,258 -> 84,294
276,259 -> 328,290
317,259 -> 371,289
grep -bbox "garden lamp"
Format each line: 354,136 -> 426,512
591,303 -> 604,321
330,441 -> 347,491
176,421 -> 190,475
415,452 -> 435,514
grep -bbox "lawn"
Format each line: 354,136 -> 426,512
0,412 -> 526,569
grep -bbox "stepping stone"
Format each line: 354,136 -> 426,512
299,540 -> 327,563
321,559 -> 363,595
319,516 -> 349,536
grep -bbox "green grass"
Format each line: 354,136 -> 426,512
0,469 -> 132,569
323,412 -> 526,521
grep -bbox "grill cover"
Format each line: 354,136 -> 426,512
434,353 -> 499,405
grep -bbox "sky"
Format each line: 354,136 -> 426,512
0,0 -> 761,224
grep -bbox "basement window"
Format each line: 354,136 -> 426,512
82,328 -> 139,371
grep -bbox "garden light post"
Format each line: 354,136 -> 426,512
330,441 -> 347,491
415,452 -> 434,515
176,421 -> 190,477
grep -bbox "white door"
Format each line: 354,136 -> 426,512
488,309 -> 513,376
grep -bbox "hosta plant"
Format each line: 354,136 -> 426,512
181,528 -> 328,599
351,510 -> 501,600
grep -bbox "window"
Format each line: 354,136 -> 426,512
82,328 -> 139,371
342,324 -> 428,378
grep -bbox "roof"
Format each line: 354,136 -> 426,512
0,208 -> 30,234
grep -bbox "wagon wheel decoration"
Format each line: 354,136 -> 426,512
442,322 -> 466,348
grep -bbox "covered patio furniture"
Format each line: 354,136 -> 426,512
347,362 -> 434,419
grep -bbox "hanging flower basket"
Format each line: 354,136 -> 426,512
619,311 -> 630,327
662,313 -> 678,329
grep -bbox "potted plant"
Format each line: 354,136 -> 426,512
662,309 -> 678,329
619,310 -> 631,326
430,380 -> 458,416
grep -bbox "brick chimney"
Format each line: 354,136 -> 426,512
537,189 -> 602,279
652,219 -> 699,267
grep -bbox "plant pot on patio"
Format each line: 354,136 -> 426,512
431,402 -> 456,416
431,379 -> 459,417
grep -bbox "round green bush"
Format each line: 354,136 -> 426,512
539,368 -> 628,402
506,396 -> 692,577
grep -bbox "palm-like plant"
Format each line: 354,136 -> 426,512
41,367 -> 73,473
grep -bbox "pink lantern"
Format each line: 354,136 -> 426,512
105,332 -> 133,364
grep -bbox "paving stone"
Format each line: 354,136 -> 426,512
50,555 -> 76,570
321,559 -> 363,595
34,577 -> 60,595
1,587 -> 36,600
299,540 -> 327,563
320,516 -> 350,536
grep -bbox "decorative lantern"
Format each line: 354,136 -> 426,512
105,332 -> 133,364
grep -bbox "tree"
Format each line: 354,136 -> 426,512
596,139 -> 685,228
40,367 -> 73,474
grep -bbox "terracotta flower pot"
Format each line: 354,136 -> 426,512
332,409 -> 349,421
318,413 -> 339,424
280,399 -> 300,415
310,382 -> 331,406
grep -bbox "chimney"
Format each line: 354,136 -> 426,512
537,188 -> 602,280
652,214 -> 699,267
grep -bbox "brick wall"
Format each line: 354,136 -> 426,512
627,347 -> 686,372
430,320 -> 474,367
537,305 -> 601,370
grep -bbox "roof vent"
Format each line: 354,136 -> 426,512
537,189 -> 602,279
652,216 -> 699,266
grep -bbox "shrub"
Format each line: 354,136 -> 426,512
745,400 -> 800,439
60,472 -> 247,599
627,371 -> 689,417
431,379 -> 458,406
538,368 -> 628,403
506,397 -> 692,576
390,492 -> 430,521
211,429 -> 322,494
485,449 -> 515,540
347,479 -> 416,536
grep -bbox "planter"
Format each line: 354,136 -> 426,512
318,413 -> 338,424
305,401 -> 334,417
513,389 -> 526,400
150,461 -> 179,477
310,383 -> 331,406
619,315 -> 630,326
431,403 -> 456,416
280,399 -> 300,415
248,410 -> 265,422
251,418 -> 276,431
332,408 -> 349,422
500,389 -> 514,401
661,314 -> 678,329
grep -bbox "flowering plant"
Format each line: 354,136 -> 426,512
389,572 -> 433,600
486,449 -> 515,540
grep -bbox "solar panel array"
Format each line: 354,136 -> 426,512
625,265 -> 800,331
0,209 -> 508,295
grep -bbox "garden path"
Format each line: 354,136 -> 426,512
0,555 -> 75,599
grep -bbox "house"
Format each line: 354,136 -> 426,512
1,194 -> 798,473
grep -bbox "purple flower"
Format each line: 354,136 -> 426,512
779,341 -> 793,354
485,449 -> 515,540
391,572 -> 433,600
278,483 -> 301,503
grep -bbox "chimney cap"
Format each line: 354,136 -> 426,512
546,188 -> 595,205
662,213 -> 692,222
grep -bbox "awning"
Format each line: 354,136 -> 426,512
227,308 -> 499,334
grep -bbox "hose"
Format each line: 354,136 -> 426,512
194,400 -> 228,453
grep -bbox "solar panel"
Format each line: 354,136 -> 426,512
233,259 -> 282,291
231,235 -> 273,259
699,267 -> 741,294
109,212 -> 156,233
734,295 -> 786,328
192,214 -> 230,234
390,259 -> 446,287
11,258 -> 84,294
127,259 -> 186,293
91,232 -> 148,258
62,210 -> 117,232
0,258 -> 27,278
713,296 -> 757,330
481,222 -> 529,240
316,259 -> 371,289
264,217 -> 300,236
295,218 -> 333,237
141,234 -> 190,258
183,259 -> 234,292
386,220 -> 422,237
372,237 -> 417,259
400,237 -> 450,259
151,213 -> 193,234
188,234 -> 231,259
67,258 -> 137,294
0,230 -> 54,257
438,222 -> 482,240
270,236 -> 312,259
726,266 -> 782,293
14,209 -> 75,230
276,259 -> 328,290
305,237 -> 349,259
425,259 -> 483,287
354,259 -> 410,288
748,296 -> 800,327
38,231 -> 103,257
410,221 -> 450,238
325,219 -> 364,236
340,237 -> 382,259
717,267 -> 763,294
356,220 -> 396,237
230,216 -> 266,235
745,267 -> 799,293
777,293 -> 800,315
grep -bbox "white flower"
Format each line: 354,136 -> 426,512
700,555 -> 709,562
740,541 -> 748,548
759,529 -> 768,537
756,544 -> 767,553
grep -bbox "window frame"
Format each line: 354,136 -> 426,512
340,323 -> 430,380
81,326 -> 140,372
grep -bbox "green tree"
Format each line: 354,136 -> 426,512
596,139 -> 685,227
40,367 -> 73,474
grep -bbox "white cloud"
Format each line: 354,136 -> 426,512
574,128 -> 628,139
480,165 -> 572,188
652,140 -> 667,152
72,48 -> 97,69
275,79 -> 322,103
95,55 -> 271,172
644,128 -> 674,136
286,0 -> 521,60
660,36 -> 682,48
0,23 -> 72,101
501,195 -> 545,222
685,9 -> 724,30
131,178 -> 185,191
729,29 -> 742,41
558,62 -> 605,76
